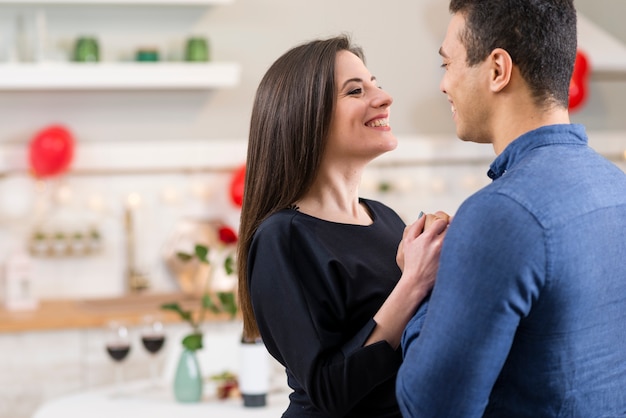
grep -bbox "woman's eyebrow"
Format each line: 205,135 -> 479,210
340,76 -> 376,90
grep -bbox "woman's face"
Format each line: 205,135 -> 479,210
325,50 -> 396,163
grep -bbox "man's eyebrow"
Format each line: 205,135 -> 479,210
438,47 -> 448,58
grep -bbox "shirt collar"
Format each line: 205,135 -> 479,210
487,124 -> 588,180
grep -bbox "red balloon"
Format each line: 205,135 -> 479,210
569,77 -> 586,111
573,49 -> 589,78
29,125 -> 75,178
229,164 -> 245,208
569,50 -> 590,112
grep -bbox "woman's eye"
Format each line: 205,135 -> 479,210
347,88 -> 362,95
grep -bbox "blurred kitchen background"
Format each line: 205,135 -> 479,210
1,0 -> 626,417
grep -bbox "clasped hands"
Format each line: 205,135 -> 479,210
396,210 -> 451,282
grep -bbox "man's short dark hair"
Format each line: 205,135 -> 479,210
449,0 -> 577,108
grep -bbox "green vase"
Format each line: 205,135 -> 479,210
173,348 -> 203,402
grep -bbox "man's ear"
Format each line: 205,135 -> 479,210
489,48 -> 512,93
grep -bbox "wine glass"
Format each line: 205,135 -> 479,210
105,321 -> 131,397
141,315 -> 166,387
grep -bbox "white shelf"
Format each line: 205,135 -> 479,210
0,62 -> 241,90
0,0 -> 233,4
578,13 -> 626,79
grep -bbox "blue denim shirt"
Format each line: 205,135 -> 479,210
397,124 -> 626,418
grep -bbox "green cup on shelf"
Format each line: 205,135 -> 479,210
74,36 -> 100,62
136,48 -> 160,62
185,37 -> 209,62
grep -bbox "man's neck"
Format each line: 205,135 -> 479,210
491,106 -> 571,155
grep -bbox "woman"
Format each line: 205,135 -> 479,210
237,35 -> 448,417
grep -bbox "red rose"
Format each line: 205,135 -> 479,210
218,226 -> 238,244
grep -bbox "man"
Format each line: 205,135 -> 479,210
396,1 -> 626,417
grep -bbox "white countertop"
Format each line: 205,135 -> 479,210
33,379 -> 289,418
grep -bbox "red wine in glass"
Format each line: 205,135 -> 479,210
107,344 -> 131,361
141,316 -> 166,386
141,335 -> 165,354
105,321 -> 131,397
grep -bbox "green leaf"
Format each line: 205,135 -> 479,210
217,292 -> 237,318
210,370 -> 237,381
160,302 -> 192,322
378,181 -> 392,193
176,252 -> 193,262
202,293 -> 221,314
182,333 -> 203,351
224,254 -> 235,275
194,244 -> 210,264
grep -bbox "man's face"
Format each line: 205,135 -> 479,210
439,13 -> 493,144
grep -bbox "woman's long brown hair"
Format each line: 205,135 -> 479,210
237,35 -> 364,340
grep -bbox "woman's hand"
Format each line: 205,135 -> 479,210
398,211 -> 449,295
367,210 -> 450,349
396,211 -> 450,272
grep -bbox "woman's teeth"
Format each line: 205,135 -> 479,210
366,118 -> 389,127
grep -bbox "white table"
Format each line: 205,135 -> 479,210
33,379 -> 290,418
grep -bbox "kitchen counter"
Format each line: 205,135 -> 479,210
33,378 -> 289,418
0,292 -> 231,333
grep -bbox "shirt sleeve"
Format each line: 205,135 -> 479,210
397,192 -> 546,418
248,214 -> 402,416
401,297 -> 430,353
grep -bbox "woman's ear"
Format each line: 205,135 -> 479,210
489,48 -> 513,93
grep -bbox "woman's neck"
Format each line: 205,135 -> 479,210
294,165 -> 372,225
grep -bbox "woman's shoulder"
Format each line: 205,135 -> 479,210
252,208 -> 322,257
255,208 -> 320,241
257,208 -> 299,234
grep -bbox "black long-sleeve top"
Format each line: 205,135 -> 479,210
247,199 -> 406,417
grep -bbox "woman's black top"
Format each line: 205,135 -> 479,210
247,198 -> 406,417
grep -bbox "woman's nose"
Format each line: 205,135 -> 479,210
373,88 -> 393,108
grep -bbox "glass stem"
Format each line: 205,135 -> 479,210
114,363 -> 124,397
150,358 -> 158,386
